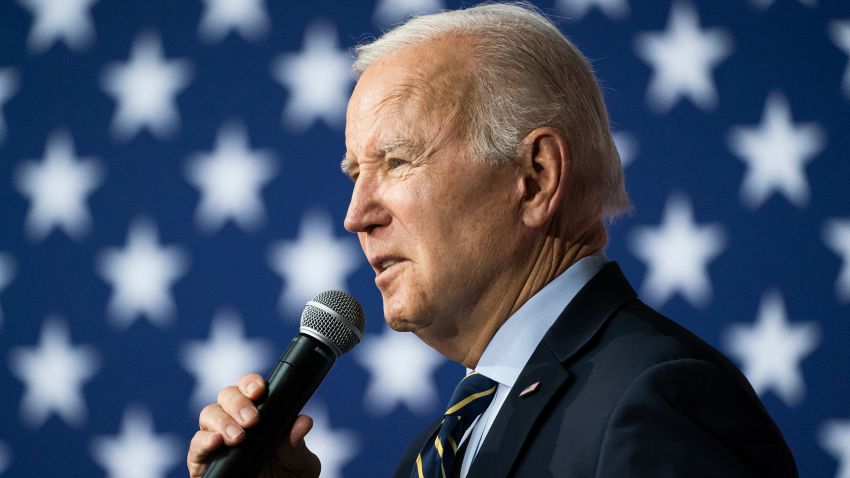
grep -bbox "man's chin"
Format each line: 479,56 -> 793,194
381,294 -> 415,332
383,315 -> 416,332
382,304 -> 427,333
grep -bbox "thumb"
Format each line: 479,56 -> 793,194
289,415 -> 314,447
269,415 -> 321,477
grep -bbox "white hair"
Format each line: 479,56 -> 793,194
353,2 -> 630,223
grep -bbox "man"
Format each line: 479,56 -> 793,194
187,4 -> 798,477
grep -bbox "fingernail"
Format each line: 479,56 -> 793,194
240,407 -> 258,424
246,382 -> 259,394
226,425 -> 243,440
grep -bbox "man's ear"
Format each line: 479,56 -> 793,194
516,127 -> 570,228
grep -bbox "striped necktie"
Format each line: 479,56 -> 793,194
412,371 -> 498,478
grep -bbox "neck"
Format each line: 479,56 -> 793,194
444,223 -> 607,369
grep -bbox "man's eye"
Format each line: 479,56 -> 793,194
388,158 -> 408,169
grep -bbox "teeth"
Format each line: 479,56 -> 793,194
380,260 -> 398,270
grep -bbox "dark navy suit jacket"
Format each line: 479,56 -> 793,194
394,263 -> 798,477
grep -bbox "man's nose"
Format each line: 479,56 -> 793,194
344,174 -> 389,234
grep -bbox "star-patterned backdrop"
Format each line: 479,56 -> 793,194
0,0 -> 848,477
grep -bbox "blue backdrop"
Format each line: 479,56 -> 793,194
0,0 -> 848,477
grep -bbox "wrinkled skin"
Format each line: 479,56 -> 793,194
186,373 -> 320,478
186,31 -> 593,477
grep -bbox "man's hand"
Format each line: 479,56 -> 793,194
187,373 -> 321,478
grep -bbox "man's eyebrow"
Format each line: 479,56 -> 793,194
340,138 -> 427,177
378,138 -> 423,157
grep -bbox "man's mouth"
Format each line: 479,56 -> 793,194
371,256 -> 404,274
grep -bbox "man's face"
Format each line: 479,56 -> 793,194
342,39 -> 524,346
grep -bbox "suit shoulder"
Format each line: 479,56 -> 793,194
569,299 -> 771,428
590,300 -> 743,381
594,357 -> 798,476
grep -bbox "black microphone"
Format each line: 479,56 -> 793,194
203,290 -> 366,478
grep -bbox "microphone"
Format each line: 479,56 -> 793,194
203,290 -> 366,478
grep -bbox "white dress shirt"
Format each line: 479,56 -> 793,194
458,253 -> 607,477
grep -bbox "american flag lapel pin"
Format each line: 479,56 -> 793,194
518,381 -> 541,398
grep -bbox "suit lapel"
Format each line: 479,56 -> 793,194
466,263 -> 637,477
466,344 -> 568,478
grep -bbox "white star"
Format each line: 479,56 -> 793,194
556,0 -> 629,20
198,0 -> 270,42
13,130 -> 103,241
17,0 -> 97,53
373,0 -> 444,25
830,21 -> 850,100
724,291 -> 820,407
821,419 -> 850,478
90,407 -> 180,478
8,317 -> 99,428
355,327 -> 445,416
823,218 -> 850,303
97,219 -> 189,328
185,123 -> 277,233
271,22 -> 353,131
268,211 -> 361,314
613,131 -> 638,168
727,92 -> 825,209
303,404 -> 360,478
0,68 -> 18,142
101,32 -> 192,141
180,308 -> 273,409
629,193 -> 725,308
634,1 -> 731,112
0,441 -> 9,475
0,252 -> 15,328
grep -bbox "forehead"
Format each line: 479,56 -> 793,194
345,37 -> 474,155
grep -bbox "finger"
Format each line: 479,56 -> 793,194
237,373 -> 266,400
289,415 -> 314,447
272,415 -> 320,476
187,430 -> 222,478
199,403 -> 246,446
217,385 -> 259,428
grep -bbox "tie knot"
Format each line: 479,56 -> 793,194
444,372 -> 497,417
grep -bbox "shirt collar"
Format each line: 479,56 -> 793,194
472,253 -> 607,388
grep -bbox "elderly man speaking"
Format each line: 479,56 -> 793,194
187,3 -> 798,477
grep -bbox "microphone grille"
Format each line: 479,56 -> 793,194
300,290 -> 366,356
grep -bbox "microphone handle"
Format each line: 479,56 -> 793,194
204,334 -> 336,478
